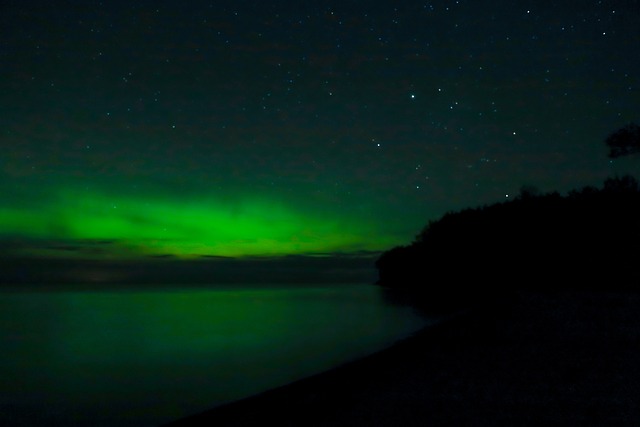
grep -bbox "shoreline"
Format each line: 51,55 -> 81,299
163,289 -> 640,426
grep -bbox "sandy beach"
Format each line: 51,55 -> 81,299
164,289 -> 640,426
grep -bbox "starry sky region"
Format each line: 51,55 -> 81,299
0,0 -> 638,282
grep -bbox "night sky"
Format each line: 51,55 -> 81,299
1,1 -> 638,280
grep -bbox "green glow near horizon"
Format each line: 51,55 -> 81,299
0,187 -> 397,259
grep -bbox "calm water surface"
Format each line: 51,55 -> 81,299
0,283 -> 428,426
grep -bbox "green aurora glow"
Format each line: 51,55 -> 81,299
0,186 -> 399,259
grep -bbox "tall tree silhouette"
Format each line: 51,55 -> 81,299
605,122 -> 640,158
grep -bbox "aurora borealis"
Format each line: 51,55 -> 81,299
1,0 -> 638,282
0,187 -> 390,258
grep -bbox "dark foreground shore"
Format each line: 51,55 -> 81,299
164,290 -> 640,426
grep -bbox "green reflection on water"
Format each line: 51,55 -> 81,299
0,284 -> 426,426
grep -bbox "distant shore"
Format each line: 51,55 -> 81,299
163,289 -> 640,426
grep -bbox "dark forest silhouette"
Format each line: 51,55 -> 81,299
375,123 -> 640,313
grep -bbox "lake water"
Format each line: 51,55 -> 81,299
0,283 -> 428,426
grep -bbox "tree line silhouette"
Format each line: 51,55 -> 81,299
375,122 -> 640,312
